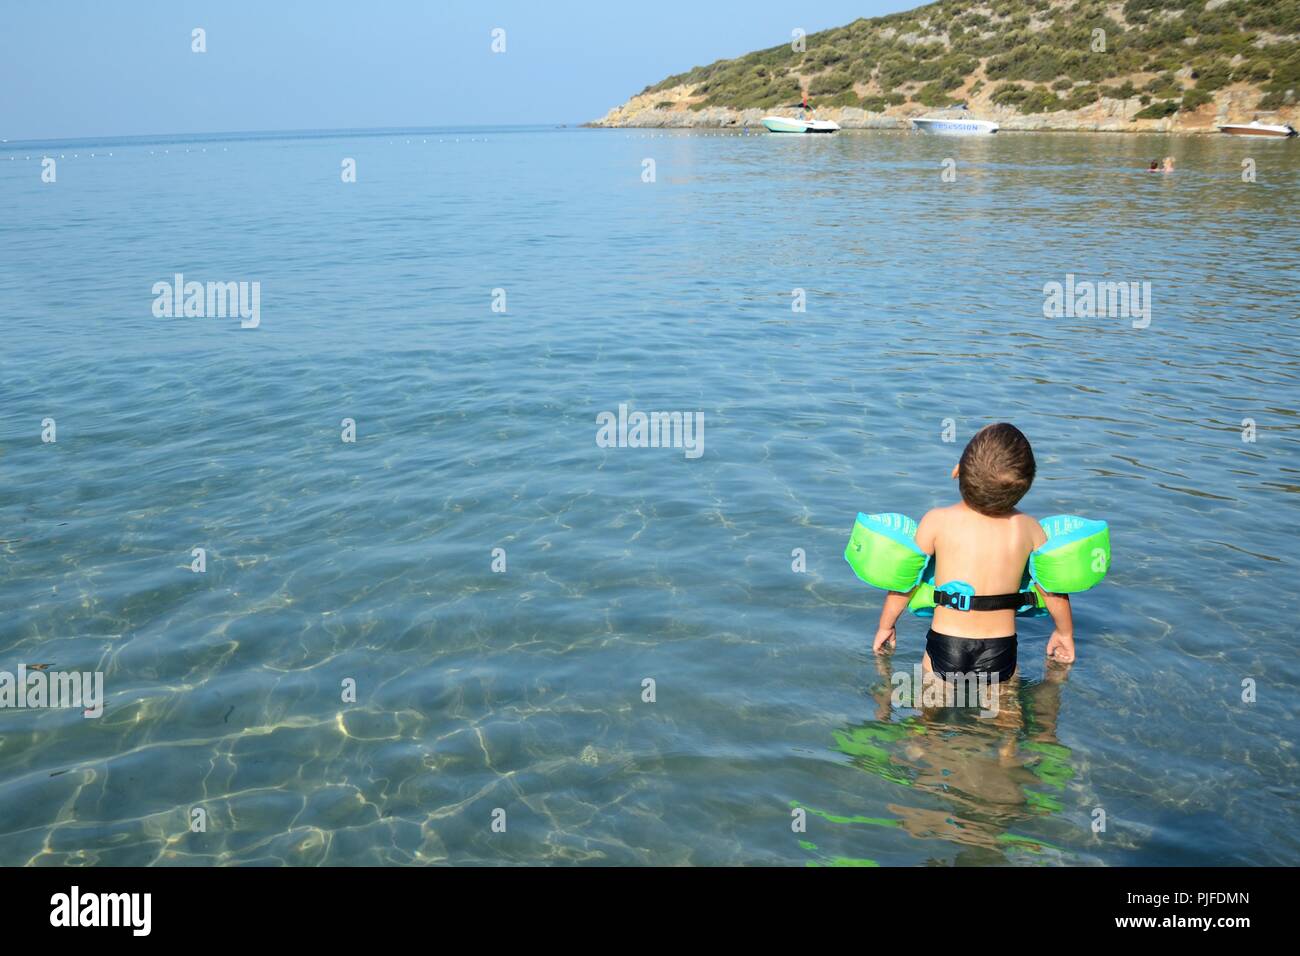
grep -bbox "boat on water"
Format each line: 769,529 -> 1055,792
911,104 -> 998,135
760,115 -> 840,134
1216,119 -> 1297,138
911,115 -> 998,135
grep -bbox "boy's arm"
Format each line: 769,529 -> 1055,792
873,510 -> 939,653
1024,514 -> 1076,662
1037,587 -> 1076,662
873,591 -> 911,652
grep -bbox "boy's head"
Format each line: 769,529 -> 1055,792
957,423 -> 1035,516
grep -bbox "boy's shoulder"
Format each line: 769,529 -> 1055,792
922,502 -> 962,519
1011,509 -> 1048,545
916,504 -> 964,541
917,503 -> 959,528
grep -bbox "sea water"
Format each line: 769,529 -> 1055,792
0,126 -> 1296,865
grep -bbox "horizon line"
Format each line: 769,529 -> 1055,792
1,122 -> 593,149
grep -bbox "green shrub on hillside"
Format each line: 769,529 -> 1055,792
861,93 -> 906,111
917,82 -> 957,107
636,0 -> 1295,116
1143,55 -> 1184,74
1063,85 -> 1102,109
1258,46 -> 1300,104
809,69 -> 854,96
822,89 -> 864,107
1191,60 -> 1233,91
1240,60 -> 1273,83
1134,99 -> 1178,118
991,82 -> 1064,113
1244,0 -> 1300,31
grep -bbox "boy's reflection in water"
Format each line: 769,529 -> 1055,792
842,648 -> 1075,862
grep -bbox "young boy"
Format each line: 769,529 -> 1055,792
872,423 -> 1075,681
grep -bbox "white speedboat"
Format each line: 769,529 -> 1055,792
911,115 -> 998,135
761,115 -> 840,134
1217,120 -> 1296,138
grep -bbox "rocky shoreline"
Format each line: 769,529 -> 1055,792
590,85 -> 1298,135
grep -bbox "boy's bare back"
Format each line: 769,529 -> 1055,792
915,503 -> 1046,638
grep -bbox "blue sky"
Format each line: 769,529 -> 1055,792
0,1 -> 912,140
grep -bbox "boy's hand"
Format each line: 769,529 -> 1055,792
873,626 -> 896,653
1046,630 -> 1075,663
873,591 -> 912,655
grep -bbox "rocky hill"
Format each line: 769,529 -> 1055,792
592,0 -> 1300,132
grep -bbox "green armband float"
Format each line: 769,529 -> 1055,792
844,512 -> 1110,617
844,513 -> 929,592
1030,515 -> 1111,593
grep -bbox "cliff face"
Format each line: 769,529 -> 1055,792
592,0 -> 1300,132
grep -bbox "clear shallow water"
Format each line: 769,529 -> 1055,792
0,125 -> 1297,866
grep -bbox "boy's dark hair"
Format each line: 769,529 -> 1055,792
958,423 -> 1036,516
